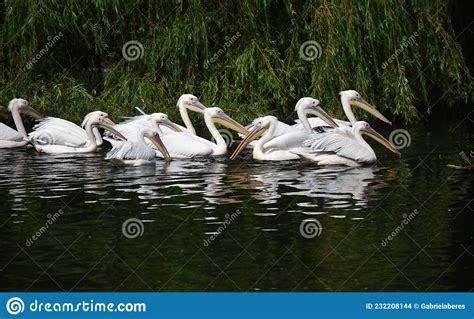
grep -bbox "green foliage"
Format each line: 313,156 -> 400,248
0,0 -> 471,125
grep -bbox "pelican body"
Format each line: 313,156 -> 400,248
29,111 -> 126,153
302,121 -> 400,166
106,128 -> 171,166
0,98 -> 42,148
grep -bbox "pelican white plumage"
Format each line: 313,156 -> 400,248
112,95 -> 205,138
106,128 -> 171,166
293,90 -> 392,130
159,107 -> 249,158
231,105 -> 337,161
29,111 -> 126,153
301,121 -> 400,166
105,112 -> 181,147
0,98 -> 42,148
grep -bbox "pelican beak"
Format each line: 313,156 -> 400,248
213,112 -> 250,136
362,127 -> 401,156
307,105 -> 338,128
159,118 -> 182,132
245,123 -> 255,130
145,132 -> 172,162
230,122 -> 265,160
102,117 -> 117,126
189,101 -> 207,113
95,122 -> 127,141
352,96 -> 392,125
22,105 -> 44,119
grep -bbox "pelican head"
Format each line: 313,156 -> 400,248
149,113 -> 182,132
339,90 -> 392,125
355,121 -> 400,156
81,111 -> 113,127
8,98 -> 43,119
206,107 -> 249,136
83,111 -> 127,141
230,116 -> 277,160
177,94 -> 207,113
143,129 -> 172,161
295,97 -> 338,128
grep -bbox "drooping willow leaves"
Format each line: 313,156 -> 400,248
0,0 -> 471,125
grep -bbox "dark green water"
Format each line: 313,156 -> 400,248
0,113 -> 472,292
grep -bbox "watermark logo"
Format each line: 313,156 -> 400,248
25,209 -> 64,247
299,40 -> 322,61
122,218 -> 144,239
6,297 -> 25,315
299,218 -> 323,238
203,210 -> 241,246
210,128 -> 234,147
389,129 -> 411,149
25,32 -> 64,70
381,31 -> 419,69
204,32 -> 241,69
381,209 -> 420,246
122,40 -> 144,61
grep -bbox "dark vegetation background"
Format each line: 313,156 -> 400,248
0,1 -> 472,126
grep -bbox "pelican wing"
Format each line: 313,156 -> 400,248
29,117 -> 88,146
242,120 -> 299,140
161,132 -> 214,158
160,123 -> 187,135
106,141 -> 156,161
110,115 -> 186,140
303,127 -> 371,163
293,118 -> 351,131
108,116 -> 151,141
0,123 -> 23,141
264,131 -> 308,151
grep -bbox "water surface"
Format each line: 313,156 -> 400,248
0,114 -> 472,292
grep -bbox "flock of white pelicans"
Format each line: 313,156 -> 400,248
0,90 -> 401,166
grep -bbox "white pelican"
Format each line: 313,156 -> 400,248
301,121 -> 400,166
293,90 -> 392,130
0,98 -> 42,148
160,107 -> 249,158
29,111 -> 126,153
231,105 -> 337,161
106,128 -> 171,166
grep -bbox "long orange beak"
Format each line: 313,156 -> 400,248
362,127 -> 400,156
352,96 -> 392,125
230,122 -> 265,160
